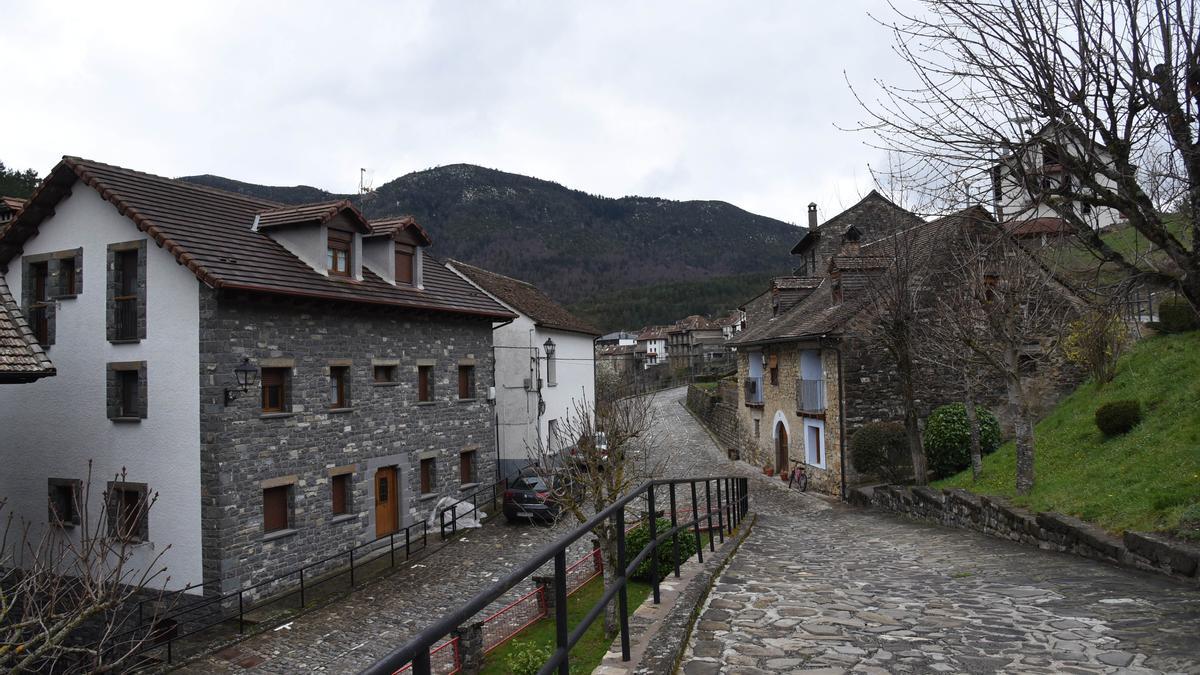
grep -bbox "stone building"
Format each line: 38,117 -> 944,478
0,157 -> 515,597
731,192 -> 1080,497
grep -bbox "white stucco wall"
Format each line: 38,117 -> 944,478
0,187 -> 203,593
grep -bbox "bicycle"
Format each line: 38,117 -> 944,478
787,465 -> 808,492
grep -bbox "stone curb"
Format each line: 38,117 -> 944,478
595,513 -> 757,675
851,484 -> 1200,587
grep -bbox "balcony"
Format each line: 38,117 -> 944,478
114,297 -> 138,340
743,376 -> 763,406
796,378 -> 826,413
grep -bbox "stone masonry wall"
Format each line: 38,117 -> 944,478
684,380 -> 743,454
199,288 -> 497,596
853,484 -> 1200,587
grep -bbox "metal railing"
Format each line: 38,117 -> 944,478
113,296 -> 138,340
110,518 -> 432,666
743,376 -> 763,405
796,378 -> 826,412
438,479 -> 506,540
362,476 -> 751,675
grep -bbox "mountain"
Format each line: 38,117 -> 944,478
182,164 -> 801,329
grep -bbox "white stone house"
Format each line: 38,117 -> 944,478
447,260 -> 600,479
635,327 -> 669,369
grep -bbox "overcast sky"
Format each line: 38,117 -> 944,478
2,1 -> 916,225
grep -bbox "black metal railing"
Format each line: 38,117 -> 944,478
362,476 -> 751,675
438,479 -> 506,540
743,376 -> 763,405
114,296 -> 138,340
796,378 -> 826,412
108,518 -> 432,666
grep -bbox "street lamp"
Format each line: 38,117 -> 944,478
224,357 -> 259,406
543,338 -> 556,358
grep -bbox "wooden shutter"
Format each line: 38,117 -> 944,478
262,368 -> 285,412
420,458 -> 433,494
418,366 -> 431,402
460,451 -> 474,484
458,366 -> 471,399
395,245 -> 414,284
331,475 -> 348,515
263,486 -> 288,532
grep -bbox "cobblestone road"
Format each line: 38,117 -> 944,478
673,389 -> 1200,674
178,388 -> 697,674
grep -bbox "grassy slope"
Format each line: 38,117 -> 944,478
481,578 -> 652,675
935,332 -> 1200,534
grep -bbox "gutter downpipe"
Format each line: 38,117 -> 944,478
821,335 -> 849,501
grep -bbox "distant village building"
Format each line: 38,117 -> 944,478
0,157 -> 514,597
0,196 -> 27,227
634,326 -> 669,369
595,343 -> 637,379
667,315 -> 730,376
596,331 -> 637,347
447,260 -> 599,479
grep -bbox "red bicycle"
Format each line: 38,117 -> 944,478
787,465 -> 808,492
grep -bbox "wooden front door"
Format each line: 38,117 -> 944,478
374,467 -> 399,538
776,423 -> 789,475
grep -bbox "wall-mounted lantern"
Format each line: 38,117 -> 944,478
224,357 -> 258,406
543,338 -> 556,358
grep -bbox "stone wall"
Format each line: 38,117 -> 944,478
199,289 -> 498,595
853,484 -> 1200,586
684,380 -> 743,454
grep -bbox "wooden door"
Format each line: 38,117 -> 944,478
375,467 -> 399,537
776,423 -> 789,475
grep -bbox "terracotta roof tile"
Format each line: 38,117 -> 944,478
0,275 -> 54,382
448,260 -> 600,336
1005,217 -> 1069,237
255,200 -> 369,231
0,157 -> 514,320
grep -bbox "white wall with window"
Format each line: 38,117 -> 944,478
0,187 -> 203,593
804,419 -> 827,469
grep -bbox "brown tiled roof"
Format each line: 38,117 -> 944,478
829,255 -> 892,271
1,196 -> 26,213
0,157 -> 514,319
637,326 -> 668,340
255,200 -> 370,231
0,275 -> 54,382
597,344 -> 635,356
733,207 -> 994,346
670,315 -> 719,332
368,216 -> 433,246
447,260 -> 600,335
1006,217 -> 1069,237
773,276 -> 823,290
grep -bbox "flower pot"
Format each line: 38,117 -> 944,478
764,467 -> 774,477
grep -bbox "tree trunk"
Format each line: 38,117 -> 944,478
898,344 -> 928,485
963,374 -> 983,482
596,528 -> 619,637
1005,351 -> 1036,494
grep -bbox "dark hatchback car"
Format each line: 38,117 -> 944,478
503,468 -> 572,523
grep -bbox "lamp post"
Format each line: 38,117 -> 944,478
224,357 -> 258,406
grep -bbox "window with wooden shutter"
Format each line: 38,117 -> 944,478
395,245 -> 414,284
331,474 -> 350,515
114,249 -> 139,340
457,365 -> 474,400
261,367 -> 288,412
459,450 -> 476,484
263,485 -> 289,532
420,457 -> 435,494
107,482 -> 149,542
374,365 -> 396,383
327,229 -> 352,276
48,478 -> 81,526
418,365 -> 433,402
330,366 -> 349,408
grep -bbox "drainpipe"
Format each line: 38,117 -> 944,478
822,336 -> 849,500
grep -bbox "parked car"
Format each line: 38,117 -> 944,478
503,467 -> 575,523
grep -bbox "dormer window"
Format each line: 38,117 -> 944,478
327,229 -> 353,277
395,244 -> 415,285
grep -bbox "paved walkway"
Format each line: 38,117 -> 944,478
178,388 -> 701,674
674,391 -> 1200,674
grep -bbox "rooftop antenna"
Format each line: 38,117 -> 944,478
359,168 -> 374,195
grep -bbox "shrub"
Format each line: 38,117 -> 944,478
1095,399 -> 1141,436
850,422 -> 910,482
1156,297 -> 1200,333
626,517 -> 700,580
1063,309 -> 1128,385
505,641 -> 552,675
1178,504 -> 1200,541
924,403 -> 1002,480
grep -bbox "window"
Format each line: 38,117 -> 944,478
753,418 -> 761,439
263,485 -> 290,533
458,365 -> 475,400
460,450 -> 476,485
261,367 -> 289,413
107,482 -> 148,542
547,418 -> 559,453
107,362 -> 147,420
108,242 -> 145,342
805,425 -> 824,468
374,364 -> 397,383
395,245 -> 414,284
59,256 -> 78,296
768,354 -> 779,386
29,260 -> 50,345
48,478 -> 81,526
418,365 -> 433,402
420,457 -> 435,495
327,229 -> 352,277
330,365 -> 349,408
331,474 -> 351,516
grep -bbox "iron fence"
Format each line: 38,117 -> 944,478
796,378 -> 826,412
743,377 -> 763,405
363,476 -> 751,675
438,479 -> 506,540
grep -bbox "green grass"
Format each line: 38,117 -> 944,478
693,382 -> 718,391
935,331 -> 1200,534
481,577 -> 653,675
1043,215 -> 1193,286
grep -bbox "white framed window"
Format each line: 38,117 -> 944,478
804,421 -> 826,469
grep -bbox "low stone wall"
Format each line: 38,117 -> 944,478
685,382 -> 743,457
852,484 -> 1200,586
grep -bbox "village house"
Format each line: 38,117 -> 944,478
667,315 -> 730,376
0,157 -> 515,598
0,275 -> 55,383
634,326 -> 669,370
0,196 -> 26,227
730,191 -> 1078,496
446,260 -> 599,479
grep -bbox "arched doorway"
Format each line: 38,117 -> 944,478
775,422 -> 789,475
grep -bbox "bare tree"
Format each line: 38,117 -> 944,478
526,393 -> 664,636
931,229 -> 1079,494
1,464 -> 173,673
853,0 -> 1200,309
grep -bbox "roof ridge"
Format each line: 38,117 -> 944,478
63,156 -> 287,209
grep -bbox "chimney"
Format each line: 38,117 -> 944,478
840,225 -> 862,256
807,203 -> 818,229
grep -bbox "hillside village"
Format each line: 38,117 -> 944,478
2,2 -> 1200,675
